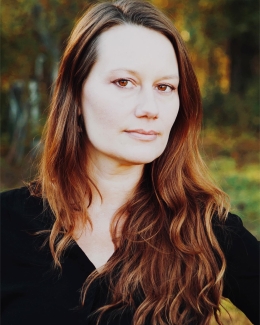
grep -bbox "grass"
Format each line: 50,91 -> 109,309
201,129 -> 260,239
202,130 -> 259,324
208,157 -> 260,238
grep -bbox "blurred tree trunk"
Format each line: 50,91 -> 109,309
227,0 -> 259,94
6,82 -> 28,164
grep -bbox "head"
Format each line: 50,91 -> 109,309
46,0 -> 201,178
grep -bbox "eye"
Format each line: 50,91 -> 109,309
156,84 -> 175,93
114,79 -> 133,88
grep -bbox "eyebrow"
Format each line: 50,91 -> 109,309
160,75 -> 180,80
109,68 -> 179,80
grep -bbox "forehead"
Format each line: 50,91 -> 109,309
94,24 -> 179,75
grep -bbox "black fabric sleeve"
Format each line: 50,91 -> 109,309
214,213 -> 259,324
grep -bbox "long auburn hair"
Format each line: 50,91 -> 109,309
32,0 -> 230,324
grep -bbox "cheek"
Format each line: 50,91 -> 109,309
163,101 -> 180,134
82,93 -> 122,136
83,83 -> 133,129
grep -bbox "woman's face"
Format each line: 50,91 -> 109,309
81,24 -> 179,166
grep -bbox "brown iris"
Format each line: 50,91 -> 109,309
157,85 -> 168,91
118,80 -> 128,87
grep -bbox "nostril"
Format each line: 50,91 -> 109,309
135,102 -> 159,119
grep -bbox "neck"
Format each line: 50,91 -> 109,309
87,156 -> 144,209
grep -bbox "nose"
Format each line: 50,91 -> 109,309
135,88 -> 159,119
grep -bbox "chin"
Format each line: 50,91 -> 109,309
120,150 -> 164,165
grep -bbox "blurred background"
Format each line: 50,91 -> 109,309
0,0 -> 260,235
0,0 -> 259,322
0,0 -> 259,238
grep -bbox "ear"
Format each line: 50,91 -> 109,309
77,108 -> 82,116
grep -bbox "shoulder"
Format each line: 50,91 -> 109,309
212,212 -> 259,258
213,214 -> 259,324
1,186 -> 52,232
1,187 -> 54,265
1,186 -> 31,212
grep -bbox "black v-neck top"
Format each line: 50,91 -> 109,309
1,187 -> 259,325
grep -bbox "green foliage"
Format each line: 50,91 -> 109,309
209,157 -> 260,237
202,79 -> 260,133
201,129 -> 260,239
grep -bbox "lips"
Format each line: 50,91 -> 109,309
124,129 -> 158,141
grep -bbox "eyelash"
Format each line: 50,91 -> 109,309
113,79 -> 176,93
114,79 -> 132,88
156,84 -> 175,93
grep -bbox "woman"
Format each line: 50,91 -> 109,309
1,0 -> 259,324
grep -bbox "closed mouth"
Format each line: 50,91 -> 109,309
124,129 -> 159,141
125,129 -> 158,135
